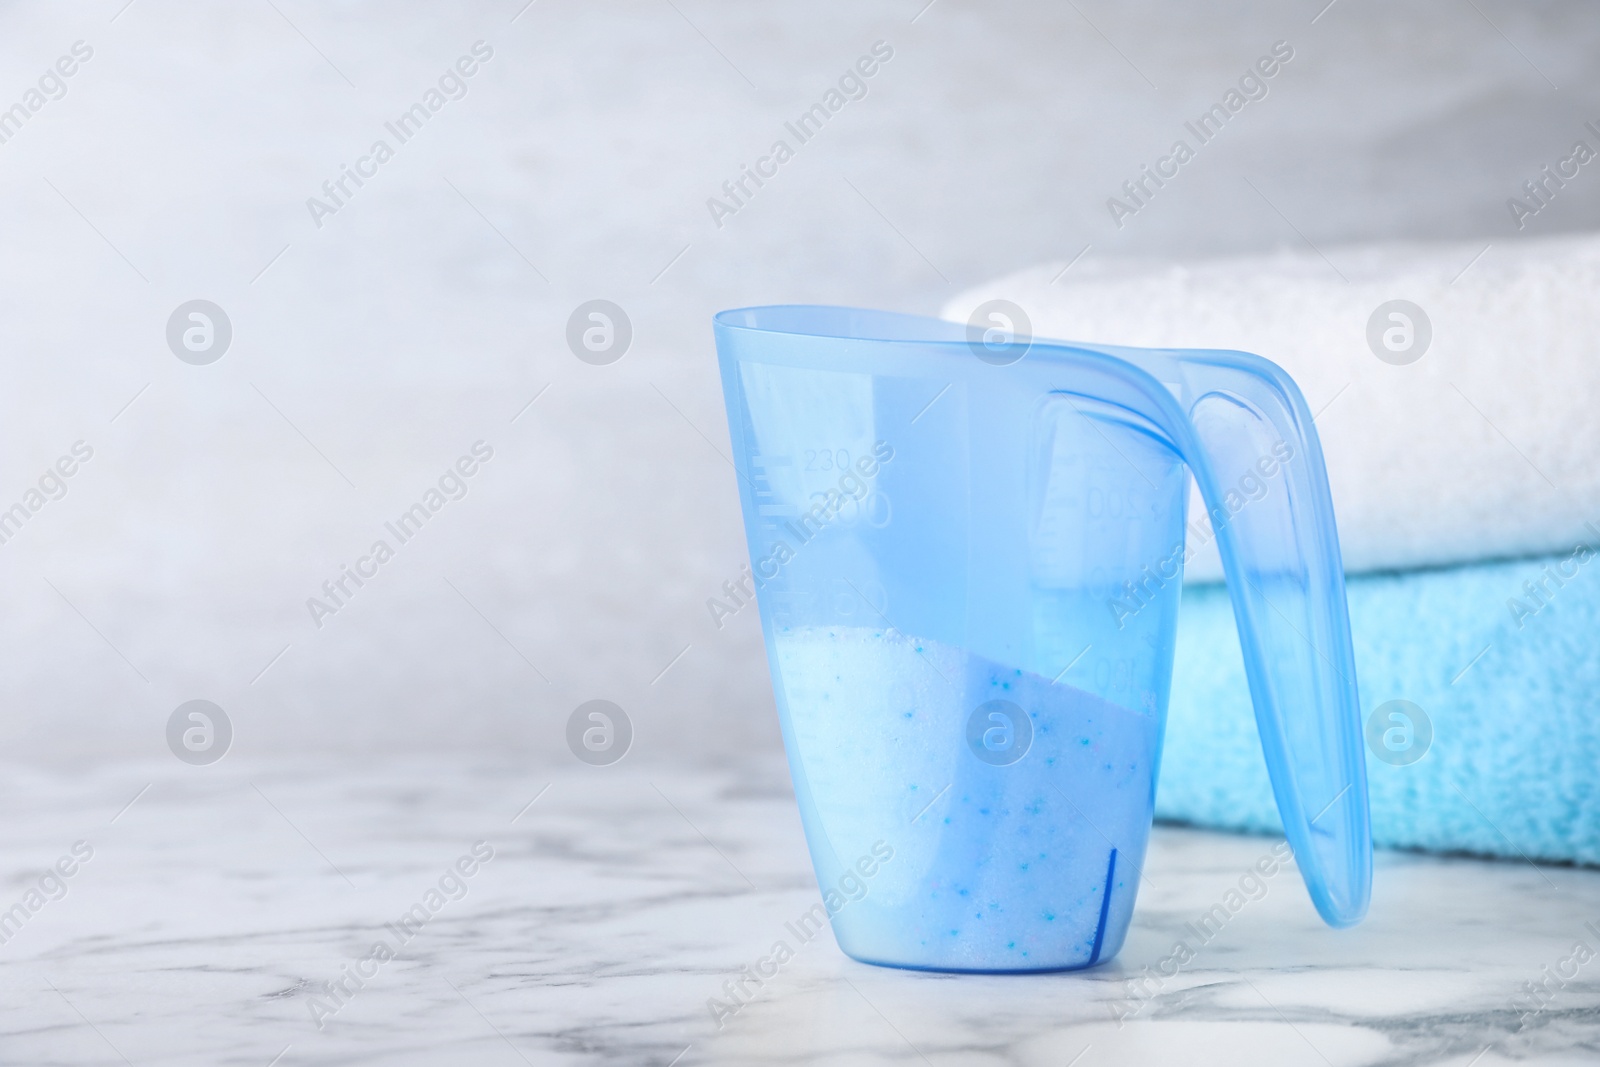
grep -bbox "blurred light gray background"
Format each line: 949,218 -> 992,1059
2,0 -> 1597,767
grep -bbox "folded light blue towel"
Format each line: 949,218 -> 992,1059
1160,545 -> 1600,866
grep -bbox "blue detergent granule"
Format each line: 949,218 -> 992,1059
773,626 -> 1159,970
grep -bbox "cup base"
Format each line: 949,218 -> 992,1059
838,945 -> 1115,975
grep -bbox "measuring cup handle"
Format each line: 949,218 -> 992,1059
1172,352 -> 1371,927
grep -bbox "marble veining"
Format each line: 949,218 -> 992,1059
0,754 -> 1596,1066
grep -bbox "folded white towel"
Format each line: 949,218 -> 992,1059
944,232 -> 1600,580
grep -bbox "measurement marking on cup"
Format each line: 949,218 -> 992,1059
911,783 -> 951,824
1087,848 -> 1118,965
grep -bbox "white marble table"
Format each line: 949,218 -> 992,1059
1,754 -> 1596,1066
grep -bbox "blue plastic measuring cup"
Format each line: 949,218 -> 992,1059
713,306 -> 1370,972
